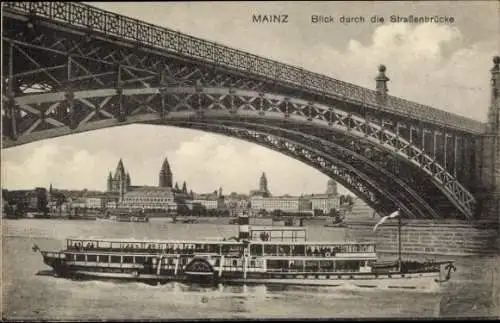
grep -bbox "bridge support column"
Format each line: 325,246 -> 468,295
345,217 -> 499,256
345,57 -> 500,256
476,56 -> 500,233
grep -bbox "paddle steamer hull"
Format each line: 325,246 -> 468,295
39,251 -> 453,290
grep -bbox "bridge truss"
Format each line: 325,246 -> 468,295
2,2 -> 485,220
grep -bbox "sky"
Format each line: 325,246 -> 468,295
2,1 -> 499,196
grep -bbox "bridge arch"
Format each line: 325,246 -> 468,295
5,86 -> 476,219
166,121 -> 416,218
164,120 -> 440,219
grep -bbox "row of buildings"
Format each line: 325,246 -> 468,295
104,159 -> 340,214
4,157 -> 344,216
248,173 -> 340,214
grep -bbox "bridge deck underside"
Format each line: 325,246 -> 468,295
1,10 -> 481,220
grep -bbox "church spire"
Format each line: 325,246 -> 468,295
114,158 -> 125,179
159,156 -> 173,188
260,172 -> 268,191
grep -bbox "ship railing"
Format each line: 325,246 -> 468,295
265,268 -> 363,274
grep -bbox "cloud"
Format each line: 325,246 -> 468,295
302,23 -> 495,121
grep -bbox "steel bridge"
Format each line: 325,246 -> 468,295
2,2 -> 498,222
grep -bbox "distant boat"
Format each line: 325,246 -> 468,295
97,212 -> 149,223
324,214 -> 345,227
324,222 -> 347,228
68,214 -> 97,221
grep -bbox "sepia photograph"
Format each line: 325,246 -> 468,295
1,1 -> 499,320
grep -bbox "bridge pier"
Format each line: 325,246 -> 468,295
346,57 -> 500,256
476,56 -> 500,248
345,217 -> 499,256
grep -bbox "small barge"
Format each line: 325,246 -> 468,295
33,211 -> 456,289
97,210 -> 149,223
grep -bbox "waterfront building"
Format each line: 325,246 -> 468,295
84,196 -> 105,210
311,194 -> 341,214
310,179 -> 341,214
250,195 -> 312,213
225,192 -> 250,209
2,187 -> 48,212
119,186 -> 178,212
192,188 -> 225,210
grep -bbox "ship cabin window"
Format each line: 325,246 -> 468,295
250,244 -> 263,256
135,256 -> 146,264
319,260 -> 335,271
222,244 -> 242,255
232,259 -> 238,267
87,254 -> 97,262
267,259 -> 287,270
263,244 -> 276,256
335,260 -> 362,272
123,256 -> 134,264
204,244 -> 219,254
250,260 -> 256,268
76,254 -> 86,262
111,255 -> 121,263
100,255 -> 110,263
305,260 -> 319,271
291,245 -> 305,256
278,245 -> 291,256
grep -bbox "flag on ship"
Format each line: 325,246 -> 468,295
373,210 -> 400,232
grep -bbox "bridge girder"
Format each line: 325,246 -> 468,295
167,122 -> 414,218
162,119 -> 441,219
2,86 -> 476,219
2,8 -> 480,195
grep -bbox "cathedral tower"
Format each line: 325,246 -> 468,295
159,157 -> 173,188
326,179 -> 338,196
107,159 -> 130,201
259,172 -> 271,197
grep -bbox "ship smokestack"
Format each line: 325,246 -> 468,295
238,211 -> 250,241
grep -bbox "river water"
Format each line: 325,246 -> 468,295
2,218 -> 499,320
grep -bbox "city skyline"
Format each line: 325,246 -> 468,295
3,156 -> 345,198
2,1 -> 498,196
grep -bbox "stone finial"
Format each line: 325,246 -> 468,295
375,64 -> 389,94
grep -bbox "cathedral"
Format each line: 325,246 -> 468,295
106,157 -> 191,208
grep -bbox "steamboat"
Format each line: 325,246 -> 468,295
33,211 -> 456,289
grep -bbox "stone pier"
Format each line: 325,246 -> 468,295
346,56 -> 500,258
345,217 -> 499,257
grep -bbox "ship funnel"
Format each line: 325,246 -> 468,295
238,211 -> 250,240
